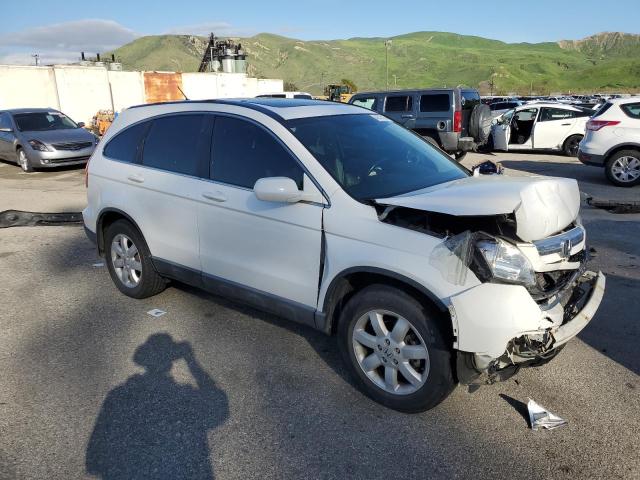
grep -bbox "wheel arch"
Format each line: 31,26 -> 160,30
319,267 -> 451,338
96,208 -> 145,255
604,143 -> 640,161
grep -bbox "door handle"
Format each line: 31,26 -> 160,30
127,174 -> 144,183
401,114 -> 415,119
202,191 -> 227,202
561,123 -> 571,126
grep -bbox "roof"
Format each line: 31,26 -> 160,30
516,102 -> 582,110
607,96 -> 640,105
1,107 -> 60,114
127,98 -> 369,121
353,87 -> 477,96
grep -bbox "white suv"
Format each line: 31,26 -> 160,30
578,97 -> 640,187
83,98 -> 605,412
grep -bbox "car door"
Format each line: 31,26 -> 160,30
0,113 -> 15,160
197,114 -> 324,316
492,109 -> 513,151
533,107 -> 576,149
99,113 -> 210,276
383,94 -> 416,128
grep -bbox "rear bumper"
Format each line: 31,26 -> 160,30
578,148 -> 605,167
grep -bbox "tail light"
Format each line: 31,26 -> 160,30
586,120 -> 620,131
453,110 -> 462,133
84,157 -> 90,188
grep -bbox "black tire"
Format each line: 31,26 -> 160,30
454,151 -> 467,161
337,284 -> 455,412
468,104 -> 492,144
16,148 -> 33,172
104,219 -> 166,298
423,136 -> 442,150
605,149 -> 640,187
563,134 -> 582,157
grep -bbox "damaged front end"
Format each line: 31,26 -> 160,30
373,176 -> 606,386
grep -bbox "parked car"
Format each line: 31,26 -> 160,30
490,103 -> 591,156
489,100 -> 523,118
83,98 -> 605,412
578,97 -> 640,187
348,88 -> 492,160
0,108 -> 97,172
256,91 -> 313,99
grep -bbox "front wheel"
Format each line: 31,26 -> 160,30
16,148 -> 33,172
563,135 -> 582,157
337,285 -> 455,412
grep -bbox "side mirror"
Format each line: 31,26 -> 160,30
77,122 -> 85,128
0,127 -> 13,133
254,177 -> 304,203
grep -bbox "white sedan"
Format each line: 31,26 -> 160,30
491,103 -> 592,156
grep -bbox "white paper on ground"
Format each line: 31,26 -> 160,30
147,309 -> 167,318
527,398 -> 568,430
92,262 -> 104,267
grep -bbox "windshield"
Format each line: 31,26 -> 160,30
287,114 -> 468,200
13,112 -> 78,132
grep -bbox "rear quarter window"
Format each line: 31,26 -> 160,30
621,103 -> 640,119
103,122 -> 148,163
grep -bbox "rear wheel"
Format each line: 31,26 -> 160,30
563,135 -> 582,157
16,148 -> 33,172
605,150 -> 640,187
337,285 -> 455,412
104,219 -> 166,298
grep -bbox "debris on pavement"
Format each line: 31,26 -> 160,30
586,197 -> 640,214
0,210 -> 83,228
528,398 -> 568,430
147,309 -> 167,318
92,262 -> 104,268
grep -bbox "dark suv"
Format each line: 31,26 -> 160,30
349,88 -> 491,160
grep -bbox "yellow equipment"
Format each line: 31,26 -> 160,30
324,84 -> 354,103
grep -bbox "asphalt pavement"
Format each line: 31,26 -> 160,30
0,153 -> 638,479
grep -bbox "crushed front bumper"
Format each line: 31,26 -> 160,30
451,270 -> 605,384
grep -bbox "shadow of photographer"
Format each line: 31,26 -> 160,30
86,333 -> 228,479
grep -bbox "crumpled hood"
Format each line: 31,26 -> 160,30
376,175 -> 580,242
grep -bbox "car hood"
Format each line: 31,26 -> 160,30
22,128 -> 95,144
375,175 -> 580,242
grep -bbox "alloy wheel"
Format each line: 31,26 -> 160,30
110,234 -> 142,288
611,156 -> 640,183
567,137 -> 580,156
18,150 -> 29,171
352,309 -> 430,395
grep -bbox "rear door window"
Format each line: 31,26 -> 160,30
352,97 -> 378,110
211,116 -> 303,189
420,94 -> 450,112
621,102 -> 640,119
103,122 -> 149,163
385,95 -> 413,112
539,108 -> 574,122
141,114 -> 209,176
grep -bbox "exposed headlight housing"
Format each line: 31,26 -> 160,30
476,238 -> 535,286
28,139 -> 51,152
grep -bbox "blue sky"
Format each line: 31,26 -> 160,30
1,0 -> 638,64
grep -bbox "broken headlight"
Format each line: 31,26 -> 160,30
475,238 -> 535,286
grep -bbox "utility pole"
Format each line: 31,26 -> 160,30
392,74 -> 398,87
384,40 -> 392,89
31,54 -> 39,66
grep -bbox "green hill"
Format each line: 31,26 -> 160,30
110,31 -> 640,95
